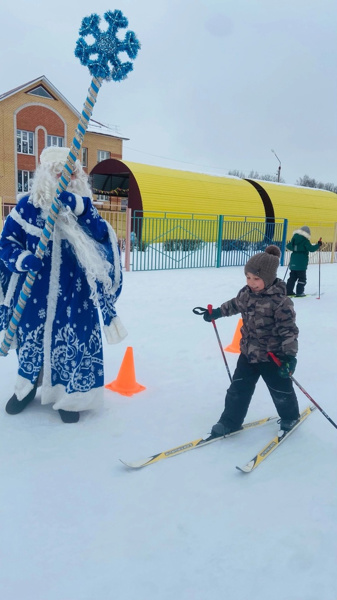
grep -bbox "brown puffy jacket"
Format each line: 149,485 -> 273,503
220,279 -> 298,363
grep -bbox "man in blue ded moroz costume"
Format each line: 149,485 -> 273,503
0,146 -> 127,423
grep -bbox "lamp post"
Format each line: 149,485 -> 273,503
271,149 -> 281,182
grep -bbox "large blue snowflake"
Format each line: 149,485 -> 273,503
74,10 -> 140,81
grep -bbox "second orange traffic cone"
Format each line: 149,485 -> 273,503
224,318 -> 243,353
105,346 -> 146,397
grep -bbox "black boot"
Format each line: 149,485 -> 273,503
6,379 -> 39,415
211,421 -> 241,438
279,417 -> 300,432
58,409 -> 80,423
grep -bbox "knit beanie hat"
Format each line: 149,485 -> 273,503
300,225 -> 311,235
244,245 -> 281,288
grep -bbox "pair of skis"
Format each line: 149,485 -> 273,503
120,405 -> 316,473
288,293 -> 324,298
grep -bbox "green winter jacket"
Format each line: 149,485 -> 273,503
286,230 -> 320,271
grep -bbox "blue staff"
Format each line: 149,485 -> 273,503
0,10 -> 140,357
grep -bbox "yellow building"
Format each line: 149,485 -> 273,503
91,159 -> 337,244
1,76 -> 336,247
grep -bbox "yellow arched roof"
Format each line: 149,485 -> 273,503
249,180 -> 337,228
123,162 -> 264,219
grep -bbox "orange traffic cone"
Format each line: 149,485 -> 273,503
105,347 -> 146,396
224,318 -> 243,353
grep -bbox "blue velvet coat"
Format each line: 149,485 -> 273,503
0,195 -> 125,411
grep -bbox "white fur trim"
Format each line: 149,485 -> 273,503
14,374 -> 35,400
41,384 -> 103,411
293,229 -> 311,240
40,146 -> 70,165
13,370 -> 103,410
43,227 -> 62,394
10,207 -> 43,237
16,250 -> 32,272
103,316 -> 128,344
4,273 -> 20,307
73,194 -> 85,216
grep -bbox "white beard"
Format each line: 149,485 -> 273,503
29,161 -> 115,304
30,159 -> 93,210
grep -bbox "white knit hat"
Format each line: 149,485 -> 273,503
40,146 -> 70,165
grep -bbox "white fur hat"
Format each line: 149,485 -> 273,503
40,146 -> 70,165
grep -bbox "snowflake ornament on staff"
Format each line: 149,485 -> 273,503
0,10 -> 140,357
75,10 -> 140,81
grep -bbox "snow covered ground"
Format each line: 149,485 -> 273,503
1,262 -> 336,600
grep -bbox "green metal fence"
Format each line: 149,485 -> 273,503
130,212 -> 287,271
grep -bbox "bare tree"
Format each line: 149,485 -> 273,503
296,175 -> 337,193
228,170 -> 285,183
227,169 -> 246,178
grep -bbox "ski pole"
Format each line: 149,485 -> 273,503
317,237 -> 322,300
193,305 -> 232,382
283,265 -> 289,282
268,352 -> 337,430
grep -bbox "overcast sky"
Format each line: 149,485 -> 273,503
2,0 -> 337,184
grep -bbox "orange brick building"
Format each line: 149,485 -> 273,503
0,75 -> 126,205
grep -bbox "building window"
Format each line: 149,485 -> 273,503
27,86 -> 55,99
17,130 -> 34,155
47,135 -> 64,147
97,150 -> 110,162
18,170 -> 34,193
82,147 -> 88,167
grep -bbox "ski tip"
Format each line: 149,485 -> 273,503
119,457 -> 151,469
119,459 -> 138,469
236,461 -> 254,474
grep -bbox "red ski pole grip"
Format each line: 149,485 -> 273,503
268,352 -> 281,367
207,304 -> 213,315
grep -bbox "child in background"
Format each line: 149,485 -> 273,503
202,245 -> 300,437
286,226 -> 322,297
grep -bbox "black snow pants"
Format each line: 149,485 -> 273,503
218,353 -> 300,431
286,269 -> 307,296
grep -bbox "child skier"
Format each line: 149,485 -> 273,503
286,225 -> 322,297
202,245 -> 300,437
